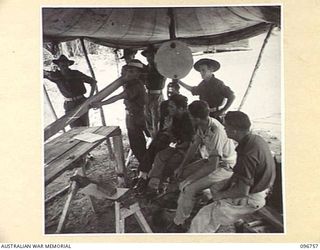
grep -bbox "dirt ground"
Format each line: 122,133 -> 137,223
44,44 -> 282,234
44,126 -> 281,234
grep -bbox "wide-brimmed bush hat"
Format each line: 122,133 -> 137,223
52,55 -> 74,66
194,58 -> 220,72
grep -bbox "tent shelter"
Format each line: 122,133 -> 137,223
43,7 -> 280,49
43,6 -> 281,139
43,6 -> 282,234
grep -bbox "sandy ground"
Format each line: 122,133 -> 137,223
43,32 -> 282,234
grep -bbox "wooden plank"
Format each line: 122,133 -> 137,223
45,184 -> 70,204
45,127 -> 117,185
45,126 -> 120,185
120,203 -> 140,219
133,208 -> 153,233
45,127 -> 100,165
112,133 -> 127,187
255,206 -> 284,232
44,77 -> 123,141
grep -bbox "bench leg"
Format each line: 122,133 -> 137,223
113,134 -> 127,187
115,201 -> 125,233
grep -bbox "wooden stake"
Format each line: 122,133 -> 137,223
238,24 -> 275,111
43,85 -> 65,133
134,209 -> 153,233
113,133 -> 127,187
80,38 -> 115,160
45,184 -> 70,204
55,180 -> 79,233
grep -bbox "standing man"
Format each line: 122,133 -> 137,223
178,58 -> 235,121
167,100 -> 237,232
91,59 -> 147,164
43,54 -> 97,128
142,45 -> 166,137
189,111 -> 276,233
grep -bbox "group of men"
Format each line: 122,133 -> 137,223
44,46 -> 276,233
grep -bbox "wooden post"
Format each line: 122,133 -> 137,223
112,132 -> 127,187
43,85 -> 65,133
79,38 -> 115,160
238,24 -> 275,111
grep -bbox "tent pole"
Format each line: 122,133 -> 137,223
168,8 -> 177,40
80,38 -> 114,159
43,85 -> 65,133
238,24 -> 275,111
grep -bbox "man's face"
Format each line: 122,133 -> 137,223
198,64 -> 213,81
123,67 -> 140,80
146,54 -> 155,65
223,121 -> 237,139
189,114 -> 201,127
124,54 -> 135,64
168,100 -> 180,117
57,61 -> 69,72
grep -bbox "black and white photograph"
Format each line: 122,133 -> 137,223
42,6 -> 283,234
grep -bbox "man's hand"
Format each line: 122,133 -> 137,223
174,167 -> 183,179
179,179 -> 191,191
90,101 -> 102,109
212,110 -> 225,118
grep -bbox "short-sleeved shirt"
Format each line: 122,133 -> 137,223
44,70 -> 96,98
196,118 -> 237,167
123,79 -> 146,116
231,134 -> 276,194
191,75 -> 234,109
144,65 -> 166,91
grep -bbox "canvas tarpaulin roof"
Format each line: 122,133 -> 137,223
42,6 -> 280,49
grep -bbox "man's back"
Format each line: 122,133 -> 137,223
233,133 -> 276,194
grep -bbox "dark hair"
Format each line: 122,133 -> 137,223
168,94 -> 188,109
224,111 -> 251,131
188,100 -> 210,119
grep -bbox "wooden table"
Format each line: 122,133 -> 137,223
44,126 -> 126,186
44,126 -> 127,233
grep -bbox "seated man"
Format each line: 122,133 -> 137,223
167,100 -> 237,232
159,81 -> 181,130
147,97 -> 195,192
189,111 -> 276,233
134,94 -> 193,193
133,81 -> 181,188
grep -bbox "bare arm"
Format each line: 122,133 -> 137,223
91,91 -> 126,109
177,79 -> 193,92
212,178 -> 250,201
88,81 -> 97,97
100,91 -> 126,105
220,92 -> 235,113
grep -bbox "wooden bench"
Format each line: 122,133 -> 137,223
44,126 -> 127,233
